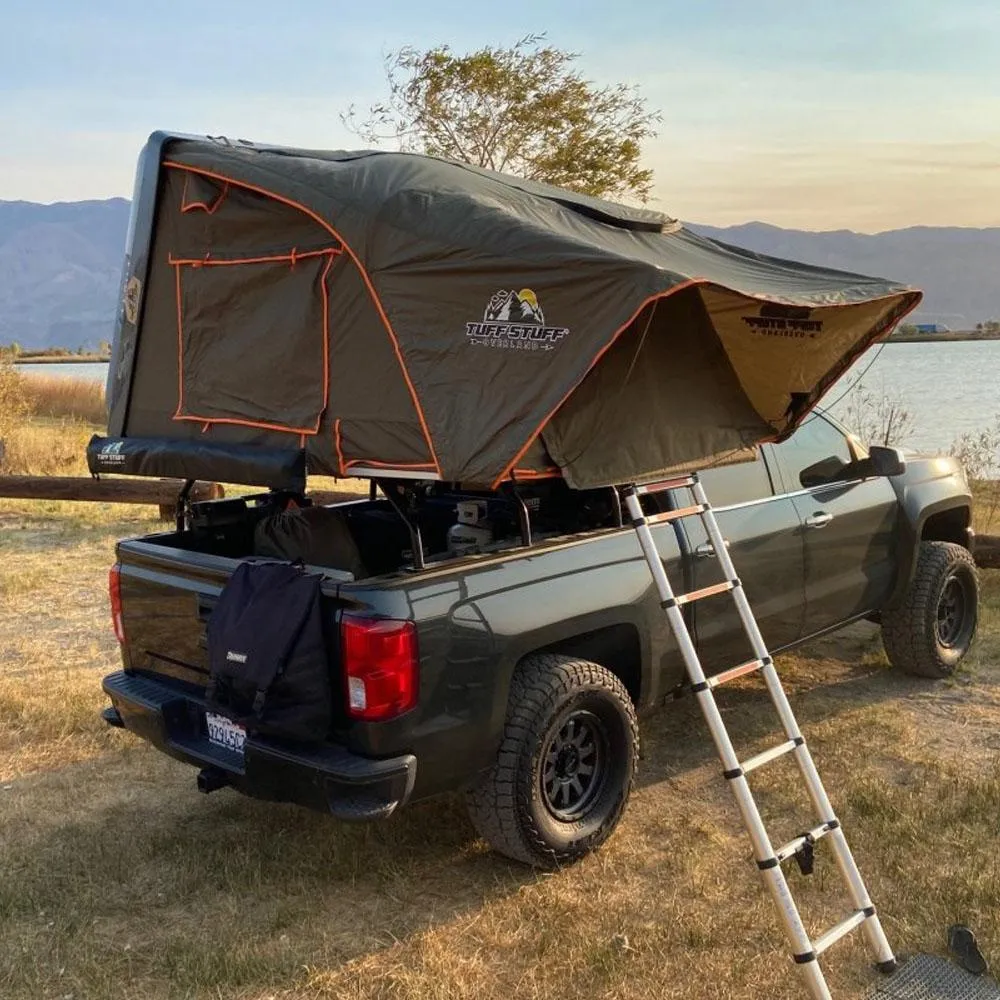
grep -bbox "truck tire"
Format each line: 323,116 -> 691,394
881,541 -> 978,678
465,654 -> 638,869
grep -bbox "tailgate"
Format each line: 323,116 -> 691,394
115,537 -> 345,689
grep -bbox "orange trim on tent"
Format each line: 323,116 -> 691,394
170,249 -> 338,437
180,172 -> 229,215
164,160 -> 443,477
344,459 -> 437,470
512,467 -> 562,480
167,249 -> 339,267
334,418 -> 346,476
334,418 -> 435,474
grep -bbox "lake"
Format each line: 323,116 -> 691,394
17,362 -> 108,383
821,340 -> 1000,454
15,341 -> 1000,455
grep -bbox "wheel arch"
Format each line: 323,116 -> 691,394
525,622 -> 644,707
886,499 -> 973,609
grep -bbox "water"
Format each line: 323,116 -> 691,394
821,341 -> 1000,454
17,362 -> 108,383
14,341 -> 1000,454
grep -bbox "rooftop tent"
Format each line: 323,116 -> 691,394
96,133 -> 921,490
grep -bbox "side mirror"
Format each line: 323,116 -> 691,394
869,445 -> 906,477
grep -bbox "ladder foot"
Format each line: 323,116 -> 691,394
875,959 -> 898,975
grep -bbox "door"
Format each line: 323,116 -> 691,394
771,413 -> 899,638
676,451 -> 806,675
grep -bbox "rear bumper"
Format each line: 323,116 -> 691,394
102,671 -> 416,821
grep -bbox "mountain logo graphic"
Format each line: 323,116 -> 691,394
466,288 -> 569,352
484,288 -> 546,324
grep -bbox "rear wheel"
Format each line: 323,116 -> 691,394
465,654 -> 638,868
882,541 -> 978,678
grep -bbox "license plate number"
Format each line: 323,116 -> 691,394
205,712 -> 246,755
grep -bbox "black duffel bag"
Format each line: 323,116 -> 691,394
206,560 -> 331,742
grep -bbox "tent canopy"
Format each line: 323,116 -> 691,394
100,133 -> 921,490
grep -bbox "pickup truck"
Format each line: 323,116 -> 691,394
102,408 -> 978,868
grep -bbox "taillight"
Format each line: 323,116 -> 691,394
109,563 -> 125,644
341,615 -> 417,721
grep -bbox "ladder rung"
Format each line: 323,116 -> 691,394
675,580 -> 735,606
774,821 -> 837,863
634,475 -> 698,496
647,503 -> 707,525
741,738 -> 801,774
707,658 -> 766,689
813,909 -> 870,956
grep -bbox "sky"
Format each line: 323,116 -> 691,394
2,0 -> 999,232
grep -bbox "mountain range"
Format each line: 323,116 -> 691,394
1,198 -> 998,349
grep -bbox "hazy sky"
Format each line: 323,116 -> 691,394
3,0 -> 999,231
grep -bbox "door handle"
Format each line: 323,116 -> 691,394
695,540 -> 730,558
804,512 -> 833,529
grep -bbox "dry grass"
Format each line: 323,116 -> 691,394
0,417 -> 97,476
20,374 -> 107,425
0,366 -> 105,476
973,479 -> 1000,534
1,471 -> 999,998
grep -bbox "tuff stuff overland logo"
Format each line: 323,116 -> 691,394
98,440 -> 126,467
466,289 -> 570,352
742,304 -> 823,339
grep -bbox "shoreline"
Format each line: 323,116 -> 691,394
13,356 -> 110,365
889,332 -> 1000,344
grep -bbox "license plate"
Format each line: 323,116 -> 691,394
205,712 -> 246,755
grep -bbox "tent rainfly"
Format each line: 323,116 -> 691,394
92,133 -> 921,491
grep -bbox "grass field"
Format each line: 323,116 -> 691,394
1,480 -> 998,999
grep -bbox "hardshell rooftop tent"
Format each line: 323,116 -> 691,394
93,132 -> 921,492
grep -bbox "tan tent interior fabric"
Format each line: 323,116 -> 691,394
700,287 -> 914,432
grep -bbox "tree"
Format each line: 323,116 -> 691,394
344,35 -> 660,202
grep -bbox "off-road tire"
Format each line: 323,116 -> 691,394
882,541 -> 978,678
465,654 -> 638,869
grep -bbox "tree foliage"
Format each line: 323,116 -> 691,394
345,35 -> 659,202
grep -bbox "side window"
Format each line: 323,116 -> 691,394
696,454 -> 774,507
776,415 -> 854,489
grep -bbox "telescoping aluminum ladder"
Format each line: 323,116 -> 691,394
623,474 -> 896,1000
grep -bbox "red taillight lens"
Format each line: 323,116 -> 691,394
109,563 -> 125,644
341,615 -> 417,721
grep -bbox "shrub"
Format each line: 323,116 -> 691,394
0,359 -> 29,463
20,376 -> 107,425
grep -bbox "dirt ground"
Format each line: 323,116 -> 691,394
1,497 -> 998,1000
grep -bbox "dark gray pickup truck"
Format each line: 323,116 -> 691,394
103,408 -> 977,867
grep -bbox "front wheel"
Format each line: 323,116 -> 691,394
882,541 -> 979,678
465,654 -> 638,868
